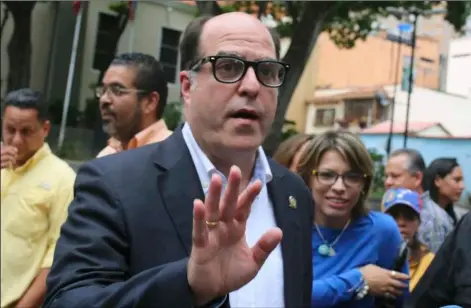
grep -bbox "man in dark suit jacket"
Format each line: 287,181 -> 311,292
405,212 -> 471,308
44,12 -> 313,308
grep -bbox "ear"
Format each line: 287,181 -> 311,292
42,120 -> 51,138
180,70 -> 192,106
414,171 -> 423,189
143,92 -> 160,116
434,175 -> 443,189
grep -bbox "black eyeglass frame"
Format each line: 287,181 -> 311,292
191,55 -> 290,88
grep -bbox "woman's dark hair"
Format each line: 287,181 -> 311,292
422,157 -> 460,224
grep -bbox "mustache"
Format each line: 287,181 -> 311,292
100,106 -> 116,117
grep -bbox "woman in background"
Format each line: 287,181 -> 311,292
273,133 -> 313,172
296,130 -> 409,308
423,158 -> 466,224
382,188 -> 435,291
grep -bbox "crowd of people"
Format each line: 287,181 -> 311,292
1,11 -> 470,308
273,133 -> 469,307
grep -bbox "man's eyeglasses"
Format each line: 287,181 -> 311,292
191,55 -> 290,88
95,85 -> 147,98
312,170 -> 368,187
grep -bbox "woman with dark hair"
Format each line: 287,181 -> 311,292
422,158 -> 466,225
295,130 -> 410,307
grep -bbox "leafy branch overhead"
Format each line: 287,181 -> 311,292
195,0 -> 469,156
214,1 -> 470,49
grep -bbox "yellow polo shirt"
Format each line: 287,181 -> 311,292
1,143 -> 76,308
409,251 -> 435,291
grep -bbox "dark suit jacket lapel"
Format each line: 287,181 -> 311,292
267,163 -> 302,308
153,126 -> 204,256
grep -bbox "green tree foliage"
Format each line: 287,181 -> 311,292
163,101 -> 184,131
195,1 -> 470,156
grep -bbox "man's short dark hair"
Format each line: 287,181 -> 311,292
110,53 -> 168,120
3,88 -> 49,121
390,148 -> 426,175
179,15 -> 281,71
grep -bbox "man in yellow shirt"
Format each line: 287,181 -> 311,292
96,53 -> 172,157
1,88 -> 76,308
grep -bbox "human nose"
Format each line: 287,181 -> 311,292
99,88 -> 112,107
384,176 -> 394,189
237,67 -> 261,99
11,132 -> 22,147
331,174 -> 347,192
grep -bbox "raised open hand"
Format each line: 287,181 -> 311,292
187,165 -> 283,305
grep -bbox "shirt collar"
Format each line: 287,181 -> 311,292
107,119 -> 170,151
182,123 -> 272,184
9,143 -> 51,175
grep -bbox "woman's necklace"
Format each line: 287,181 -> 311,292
314,219 -> 351,257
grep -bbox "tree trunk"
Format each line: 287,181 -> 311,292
262,2 -> 337,156
5,1 -> 36,92
1,6 -> 10,38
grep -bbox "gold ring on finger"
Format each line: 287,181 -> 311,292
205,220 -> 219,228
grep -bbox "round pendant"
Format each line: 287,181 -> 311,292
328,246 -> 336,257
318,244 -> 331,256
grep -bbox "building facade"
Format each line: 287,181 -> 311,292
304,85 -> 471,137
0,1 -> 195,109
285,11 -> 459,133
446,37 -> 471,98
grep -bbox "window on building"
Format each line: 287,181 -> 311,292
314,108 -> 336,127
344,99 -> 372,123
159,28 -> 182,83
93,13 -> 120,71
420,57 -> 435,63
452,53 -> 471,58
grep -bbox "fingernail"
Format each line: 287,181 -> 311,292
230,165 -> 240,173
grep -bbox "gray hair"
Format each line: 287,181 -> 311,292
390,148 -> 426,175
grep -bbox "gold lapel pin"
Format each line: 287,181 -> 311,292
288,196 -> 297,209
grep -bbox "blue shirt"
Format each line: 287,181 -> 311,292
312,212 -> 409,308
